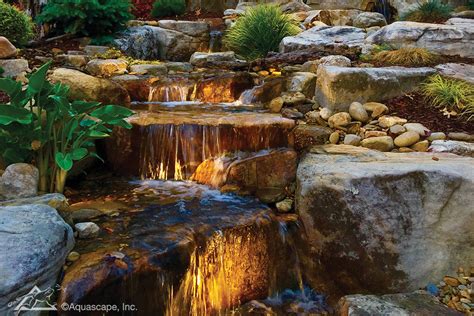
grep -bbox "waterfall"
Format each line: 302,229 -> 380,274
148,82 -> 192,102
208,30 -> 223,53
374,0 -> 391,21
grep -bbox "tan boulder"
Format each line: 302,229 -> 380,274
0,37 -> 16,59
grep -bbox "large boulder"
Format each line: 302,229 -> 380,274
353,12 -> 387,28
49,68 -> 130,106
115,23 -> 210,61
280,26 -> 366,54
315,65 -> 436,111
0,163 -> 38,200
303,9 -> 361,26
0,204 -> 74,314
297,145 -> 474,294
366,21 -> 474,58
0,37 -> 17,59
189,51 -> 247,68
435,63 -> 474,85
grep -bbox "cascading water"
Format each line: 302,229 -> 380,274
148,81 -> 194,102
374,0 -> 391,21
208,30 -> 223,53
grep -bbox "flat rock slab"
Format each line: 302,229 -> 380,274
337,291 -> 461,315
435,63 -> 474,85
316,65 -> 435,112
366,21 -> 474,58
0,205 -> 74,314
297,145 -> 474,294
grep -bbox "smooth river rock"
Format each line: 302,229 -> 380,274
297,145 -> 474,295
0,204 -> 74,314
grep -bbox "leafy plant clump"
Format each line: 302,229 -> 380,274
372,47 -> 438,66
0,1 -> 34,45
151,0 -> 186,18
36,0 -> 133,44
0,62 -> 133,193
223,4 -> 300,60
401,0 -> 453,23
422,75 -> 474,121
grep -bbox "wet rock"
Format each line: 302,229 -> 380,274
0,193 -> 68,212
239,78 -> 286,104
280,26 -> 366,54
404,123 -> 430,136
329,131 -> 340,144
316,66 -> 435,112
328,112 -> 352,128
70,208 -> 104,223
293,125 -> 333,150
361,136 -> 394,151
297,145 -> 474,294
86,59 -> 128,77
344,134 -> 361,146
411,140 -> 429,152
0,204 -> 74,314
190,51 -> 247,68
0,59 -> 29,79
348,102 -> 369,123
429,140 -> 474,157
75,222 -> 100,239
195,72 -> 253,103
378,115 -> 408,128
363,102 -> 388,118
353,12 -> 387,28
366,21 -> 474,58
282,91 -> 307,106
49,68 -> 130,106
337,291 -> 461,316
301,55 -> 351,74
276,198 -> 294,213
394,131 -> 420,147
435,63 -> 474,85
282,108 -> 304,119
448,132 -> 474,142
111,74 -> 152,102
165,62 -> 193,72
67,251 -> 81,262
268,97 -> 284,113
129,63 -> 167,75
427,132 -> 447,141
0,37 -> 17,59
287,72 -> 317,98
0,163 -> 38,200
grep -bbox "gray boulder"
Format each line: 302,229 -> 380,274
435,63 -> 474,85
315,65 -> 436,111
297,145 -> 474,294
0,205 -> 74,314
0,59 -> 29,79
366,21 -> 474,58
0,164 -> 38,200
429,140 -> 474,157
353,12 -> 387,28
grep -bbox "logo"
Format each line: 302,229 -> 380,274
8,285 -> 59,315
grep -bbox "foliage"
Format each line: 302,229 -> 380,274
36,0 -> 134,42
0,1 -> 34,45
132,0 -> 154,19
151,0 -> 186,18
0,62 -> 133,193
401,0 -> 453,23
372,47 -> 438,66
422,75 -> 474,121
223,4 -> 300,60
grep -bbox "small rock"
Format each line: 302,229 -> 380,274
75,222 -> 100,239
282,108 -> 304,119
86,59 -> 128,77
305,110 -> 326,125
282,92 -> 307,106
67,251 -> 81,262
328,112 -> 352,128
276,198 -> 293,213
258,70 -> 270,76
394,131 -> 420,147
268,97 -> 284,113
0,37 -> 17,59
389,124 -> 406,135
61,54 -> 88,68
404,123 -> 431,136
363,102 -> 388,118
448,132 -> 474,142
71,208 -> 103,223
344,134 -> 362,146
361,136 -> 394,152
399,147 -> 414,153
365,131 -> 387,138
378,115 -> 408,128
320,108 -> 333,120
329,131 -> 340,144
347,121 -> 362,134
411,140 -> 430,152
349,102 -> 369,123
444,276 -> 461,287
427,132 -> 447,141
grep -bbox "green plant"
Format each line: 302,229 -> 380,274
36,0 -> 133,42
0,1 -> 34,45
151,0 -> 186,18
223,4 -> 300,60
372,47 -> 438,66
401,0 -> 453,23
0,62 -> 133,193
422,75 -> 474,121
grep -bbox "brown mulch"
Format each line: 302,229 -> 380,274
386,93 -> 474,134
19,37 -> 82,69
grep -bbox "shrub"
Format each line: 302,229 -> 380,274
36,0 -> 133,42
0,62 -> 133,193
372,47 -> 438,66
0,2 -> 34,45
223,4 -> 300,60
422,75 -> 474,120
401,0 -> 453,23
151,0 -> 186,18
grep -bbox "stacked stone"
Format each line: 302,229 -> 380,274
436,268 -> 474,314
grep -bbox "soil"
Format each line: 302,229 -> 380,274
386,93 -> 474,134
19,37 -> 82,69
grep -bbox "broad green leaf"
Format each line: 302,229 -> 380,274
27,62 -> 51,94
0,78 -> 22,97
55,152 -> 73,171
71,148 -> 88,161
88,130 -> 109,138
0,105 -> 33,125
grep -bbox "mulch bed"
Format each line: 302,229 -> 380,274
19,37 -> 82,69
386,93 -> 474,134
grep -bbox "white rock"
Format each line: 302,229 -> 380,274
75,222 -> 100,239
403,123 -> 430,136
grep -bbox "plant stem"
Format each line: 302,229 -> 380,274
55,169 -> 68,193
